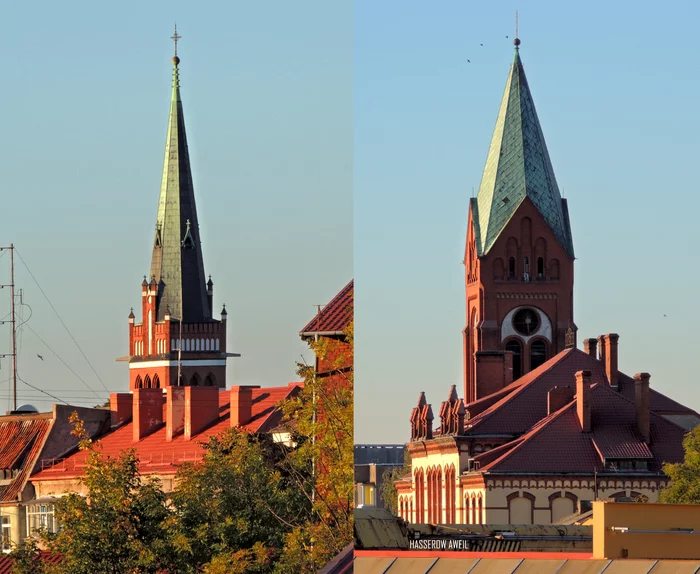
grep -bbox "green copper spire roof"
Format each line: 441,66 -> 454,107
474,45 -> 574,258
149,54 -> 211,323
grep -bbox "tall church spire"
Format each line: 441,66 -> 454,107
474,41 -> 574,259
149,35 -> 211,323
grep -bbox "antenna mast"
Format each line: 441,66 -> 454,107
0,244 -> 18,411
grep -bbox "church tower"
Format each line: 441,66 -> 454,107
125,33 -> 236,391
464,38 -> 575,404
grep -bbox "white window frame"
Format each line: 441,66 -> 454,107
26,503 -> 56,537
1,515 -> 10,553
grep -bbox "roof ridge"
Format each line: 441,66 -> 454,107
467,347 -> 574,430
481,401 -> 576,472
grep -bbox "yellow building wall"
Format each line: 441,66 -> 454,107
593,501 -> 700,560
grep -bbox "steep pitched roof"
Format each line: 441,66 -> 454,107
465,348 -> 606,436
31,385 -> 301,482
149,55 -> 210,323
0,414 -> 52,502
473,47 -> 574,258
300,280 -> 354,337
480,384 -> 687,474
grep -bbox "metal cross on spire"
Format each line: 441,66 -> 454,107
514,10 -> 521,48
171,24 -> 182,57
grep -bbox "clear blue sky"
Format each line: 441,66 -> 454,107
355,0 -> 700,443
0,1 -> 352,412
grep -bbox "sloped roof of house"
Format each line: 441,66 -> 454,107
300,280 -> 353,337
0,414 -> 52,502
464,347 -> 699,438
31,384 -> 301,482
477,383 -> 687,474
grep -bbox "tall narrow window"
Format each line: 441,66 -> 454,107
530,340 -> 547,370
537,257 -> 544,278
508,257 -> 516,278
505,339 -> 523,380
523,256 -> 530,281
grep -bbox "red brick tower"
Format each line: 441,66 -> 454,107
122,47 -> 238,391
463,41 -> 575,403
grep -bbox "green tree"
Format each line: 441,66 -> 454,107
660,425 -> 700,504
276,322 -> 354,571
380,450 -> 412,515
37,413 -> 185,574
171,428 -> 310,573
9,537 -> 46,574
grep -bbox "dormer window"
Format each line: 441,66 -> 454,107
181,219 -> 195,249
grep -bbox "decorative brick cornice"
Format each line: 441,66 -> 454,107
496,292 -> 558,300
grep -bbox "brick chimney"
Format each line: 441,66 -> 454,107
601,334 -> 619,387
634,372 -> 651,443
583,338 -> 598,359
597,335 -> 606,367
475,351 -> 513,399
110,393 -> 132,427
133,388 -> 164,441
184,387 -> 220,440
230,386 -> 259,428
548,386 -> 575,415
576,370 -> 591,432
166,386 -> 186,441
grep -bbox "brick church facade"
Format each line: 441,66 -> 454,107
396,39 -> 700,525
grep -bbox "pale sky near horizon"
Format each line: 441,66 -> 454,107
0,1 -> 352,413
355,0 -> 700,443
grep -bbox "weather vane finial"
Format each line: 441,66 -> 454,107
514,10 -> 521,48
171,24 -> 182,57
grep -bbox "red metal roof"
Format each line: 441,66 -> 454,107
0,415 -> 52,502
32,385 -> 300,482
300,280 -> 353,335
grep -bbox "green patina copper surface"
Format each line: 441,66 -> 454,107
474,48 -> 574,258
149,57 -> 211,322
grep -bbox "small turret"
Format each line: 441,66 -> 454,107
221,304 -> 228,321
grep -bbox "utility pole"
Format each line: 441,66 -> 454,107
0,245 -> 18,411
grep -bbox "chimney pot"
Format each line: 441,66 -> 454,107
230,386 -> 258,428
634,372 -> 651,443
576,370 -> 592,432
583,338 -> 598,358
547,386 -> 575,415
133,389 -> 164,441
601,334 -> 619,387
184,387 -> 220,440
110,393 -> 132,427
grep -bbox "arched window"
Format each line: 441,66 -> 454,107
204,374 -> 215,387
152,374 -> 160,389
171,338 -> 175,351
135,375 -> 143,389
523,256 -> 530,276
530,339 -> 547,371
537,257 -> 544,278
505,339 -> 523,380
205,339 -> 210,351
435,467 -> 443,524
508,256 -> 516,278
215,339 -> 220,351
477,495 -> 483,525
190,373 -> 201,387
409,499 -> 413,524
196,339 -> 201,351
144,375 -> 152,389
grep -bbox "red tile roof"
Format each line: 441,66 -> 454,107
617,372 -> 700,416
0,552 -> 61,573
465,348 -> 607,437
300,280 -> 353,336
0,414 -> 52,502
32,385 -> 301,482
479,383 -> 687,474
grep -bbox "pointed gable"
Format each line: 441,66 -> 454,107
149,55 -> 210,323
475,47 -> 574,259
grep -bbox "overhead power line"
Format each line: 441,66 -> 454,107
14,248 -> 110,395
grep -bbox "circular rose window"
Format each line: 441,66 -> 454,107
512,308 -> 539,336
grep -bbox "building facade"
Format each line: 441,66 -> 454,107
396,39 -> 700,526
